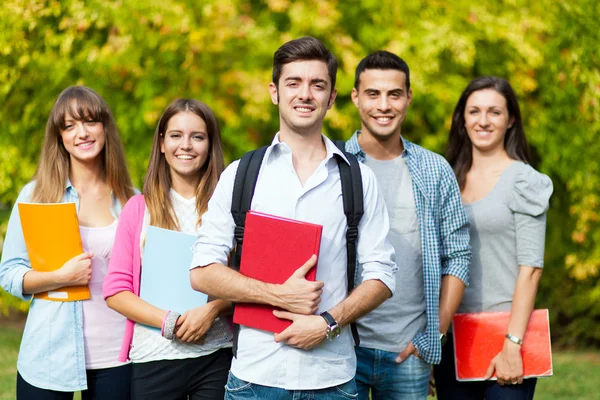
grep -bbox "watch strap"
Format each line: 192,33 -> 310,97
320,311 -> 337,327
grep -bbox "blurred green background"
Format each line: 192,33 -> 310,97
1,0 -> 599,367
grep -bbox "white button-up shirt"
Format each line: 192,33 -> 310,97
190,134 -> 397,390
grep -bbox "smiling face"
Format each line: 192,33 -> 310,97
59,108 -> 106,165
269,59 -> 337,136
160,111 -> 210,185
352,69 -> 412,142
464,89 -> 514,154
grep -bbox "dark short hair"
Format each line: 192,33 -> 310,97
354,51 -> 411,91
446,76 -> 531,189
272,36 -> 337,89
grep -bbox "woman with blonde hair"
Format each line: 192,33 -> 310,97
0,86 -> 136,399
103,98 -> 233,399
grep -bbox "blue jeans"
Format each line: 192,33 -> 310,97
432,333 -> 537,400
224,372 -> 358,400
355,346 -> 430,400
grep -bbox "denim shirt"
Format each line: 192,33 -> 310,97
0,180 -> 126,391
346,131 -> 471,364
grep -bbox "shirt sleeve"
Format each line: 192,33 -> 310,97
355,164 -> 398,295
190,161 -> 239,270
438,161 -> 471,285
0,182 -> 36,301
508,165 -> 553,268
102,195 -> 142,298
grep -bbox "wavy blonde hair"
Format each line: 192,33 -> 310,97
143,98 -> 225,230
32,86 -> 135,204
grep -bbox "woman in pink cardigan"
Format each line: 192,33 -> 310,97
103,98 -> 233,399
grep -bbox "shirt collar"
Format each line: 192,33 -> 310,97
347,130 -> 414,162
267,132 -> 350,166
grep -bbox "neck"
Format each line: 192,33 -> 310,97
69,157 -> 106,191
358,129 -> 404,160
470,145 -> 511,171
170,172 -> 200,200
279,128 -> 327,163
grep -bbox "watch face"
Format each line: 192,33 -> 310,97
440,333 -> 447,346
326,325 -> 341,340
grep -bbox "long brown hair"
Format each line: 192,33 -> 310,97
32,86 -> 135,204
143,99 -> 225,230
446,76 -> 530,190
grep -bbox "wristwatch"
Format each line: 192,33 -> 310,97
440,333 -> 448,346
320,311 -> 341,340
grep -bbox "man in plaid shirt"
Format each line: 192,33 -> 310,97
345,50 -> 471,400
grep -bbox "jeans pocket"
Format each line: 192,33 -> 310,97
333,379 -> 358,399
225,372 -> 253,393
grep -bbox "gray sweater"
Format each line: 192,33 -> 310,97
459,161 -> 553,314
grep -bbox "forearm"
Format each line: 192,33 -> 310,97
439,275 -> 466,333
210,299 -> 233,317
329,279 -> 391,327
22,269 -> 70,295
105,290 -> 166,328
506,266 -> 543,340
191,263 -> 282,307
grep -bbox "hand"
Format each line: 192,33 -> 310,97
55,252 -> 93,286
273,310 -> 328,350
484,341 -> 523,385
395,341 -> 420,363
174,304 -> 219,343
276,255 -> 324,315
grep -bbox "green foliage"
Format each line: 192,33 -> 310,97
0,0 -> 598,344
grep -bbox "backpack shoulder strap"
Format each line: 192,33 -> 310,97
229,145 -> 268,358
231,145 -> 269,269
334,147 -> 364,346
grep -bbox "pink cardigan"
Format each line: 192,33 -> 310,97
102,194 -> 146,362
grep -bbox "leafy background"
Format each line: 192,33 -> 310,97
1,0 -> 599,346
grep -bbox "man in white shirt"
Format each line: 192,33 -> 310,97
189,36 -> 397,399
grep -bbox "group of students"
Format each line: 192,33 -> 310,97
0,36 -> 552,400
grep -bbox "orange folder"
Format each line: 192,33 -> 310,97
233,211 -> 322,334
452,309 -> 553,381
18,203 -> 90,301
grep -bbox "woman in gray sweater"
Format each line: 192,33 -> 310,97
434,76 -> 553,400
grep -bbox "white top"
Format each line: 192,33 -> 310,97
130,189 -> 232,363
80,220 -> 128,369
190,134 -> 397,390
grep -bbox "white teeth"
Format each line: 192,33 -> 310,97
376,117 -> 391,122
296,107 -> 312,112
176,155 -> 194,160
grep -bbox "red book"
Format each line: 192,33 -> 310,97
452,309 -> 553,381
233,211 -> 322,333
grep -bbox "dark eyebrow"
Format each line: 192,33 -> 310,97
284,77 -> 329,87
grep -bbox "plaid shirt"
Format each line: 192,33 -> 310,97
346,131 -> 471,364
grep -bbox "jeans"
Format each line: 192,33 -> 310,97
433,334 -> 537,400
224,372 -> 358,400
355,346 -> 430,400
17,364 -> 132,400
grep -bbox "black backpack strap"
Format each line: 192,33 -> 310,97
231,145 -> 269,269
230,145 -> 268,357
334,148 -> 364,346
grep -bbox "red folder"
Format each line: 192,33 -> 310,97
233,211 -> 322,333
452,309 -> 553,381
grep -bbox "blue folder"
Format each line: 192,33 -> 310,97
140,226 -> 208,314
